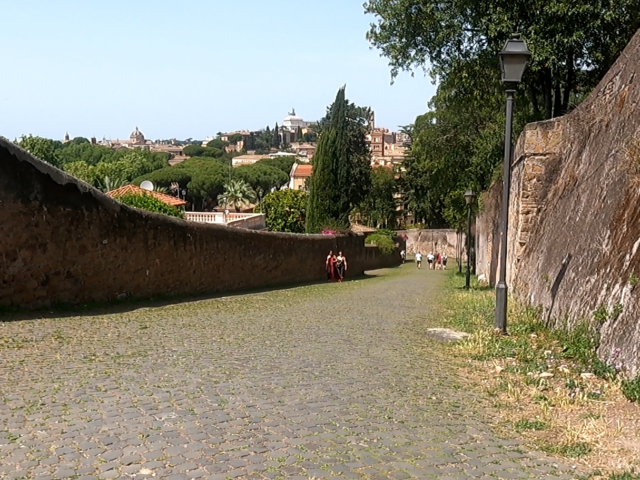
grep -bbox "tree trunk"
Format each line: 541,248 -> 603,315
530,84 -> 540,117
561,51 -> 575,115
553,79 -> 562,118
543,69 -> 553,120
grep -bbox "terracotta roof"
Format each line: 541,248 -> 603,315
106,184 -> 187,207
294,164 -> 313,177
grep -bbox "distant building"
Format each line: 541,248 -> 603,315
129,126 -> 145,146
231,154 -> 266,167
289,163 -> 312,190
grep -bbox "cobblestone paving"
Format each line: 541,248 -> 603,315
0,266 -> 580,479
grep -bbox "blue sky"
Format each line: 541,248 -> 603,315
1,0 -> 436,141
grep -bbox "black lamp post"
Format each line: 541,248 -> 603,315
495,34 -> 531,332
464,190 -> 476,289
257,188 -> 264,210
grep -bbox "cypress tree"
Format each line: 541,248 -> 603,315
272,122 -> 280,149
306,86 -> 364,232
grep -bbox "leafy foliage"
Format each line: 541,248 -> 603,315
217,179 -> 256,212
115,192 -> 184,218
256,189 -> 308,233
234,163 -> 289,193
16,135 -> 62,167
356,166 -> 397,229
365,232 -> 396,254
306,86 -> 372,232
365,0 -> 640,226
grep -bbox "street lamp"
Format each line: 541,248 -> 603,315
495,34 -> 531,332
464,190 -> 476,289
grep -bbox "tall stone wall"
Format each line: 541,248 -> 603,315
402,229 -> 463,258
476,30 -> 640,377
0,138 -> 396,309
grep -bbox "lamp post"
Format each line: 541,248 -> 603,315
257,188 -> 263,210
495,34 -> 531,333
464,190 -> 476,289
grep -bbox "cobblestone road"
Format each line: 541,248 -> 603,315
0,266 -> 579,479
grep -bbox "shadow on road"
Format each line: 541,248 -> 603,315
0,270 -> 391,322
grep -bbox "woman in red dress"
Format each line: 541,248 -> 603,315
326,251 -> 336,281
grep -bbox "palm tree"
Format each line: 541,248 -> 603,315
217,180 -> 257,212
99,176 -> 127,192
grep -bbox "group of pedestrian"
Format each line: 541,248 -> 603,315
325,250 -> 348,282
428,252 -> 447,270
414,251 -> 448,270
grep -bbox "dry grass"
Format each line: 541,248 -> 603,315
443,273 -> 640,477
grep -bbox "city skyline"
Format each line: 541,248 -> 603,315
0,0 -> 437,141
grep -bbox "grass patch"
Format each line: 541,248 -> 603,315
514,419 -> 546,432
541,441 -> 593,458
440,270 -> 640,475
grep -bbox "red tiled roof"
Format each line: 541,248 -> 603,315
294,164 -> 313,177
106,184 -> 187,207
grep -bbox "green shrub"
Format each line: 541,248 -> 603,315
621,375 -> 640,403
116,193 -> 184,219
365,232 -> 396,254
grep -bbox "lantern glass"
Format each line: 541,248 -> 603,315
464,190 -> 476,205
499,35 -> 531,84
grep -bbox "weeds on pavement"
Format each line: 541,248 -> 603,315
441,271 -> 640,477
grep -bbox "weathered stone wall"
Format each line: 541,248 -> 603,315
476,30 -> 640,377
0,138 -> 397,309
402,229 -> 463,259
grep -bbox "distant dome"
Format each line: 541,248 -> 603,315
131,126 -> 144,138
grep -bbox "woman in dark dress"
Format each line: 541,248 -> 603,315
335,251 -> 347,282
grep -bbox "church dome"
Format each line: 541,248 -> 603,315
131,126 -> 144,138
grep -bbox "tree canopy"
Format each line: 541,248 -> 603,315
364,0 -> 640,227
306,86 -> 372,232
365,0 -> 640,119
256,189 -> 308,233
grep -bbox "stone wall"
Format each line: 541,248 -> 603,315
476,30 -> 640,377
402,229 -> 463,259
0,138 -> 398,309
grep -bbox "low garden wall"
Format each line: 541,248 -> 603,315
0,138 -> 398,309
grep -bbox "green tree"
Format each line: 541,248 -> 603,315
364,0 -> 640,119
306,86 -> 372,232
16,135 -> 62,167
183,145 -> 207,157
356,166 -> 397,229
233,163 -> 289,193
217,179 -> 257,212
206,138 -> 227,150
272,123 -> 280,149
115,192 -> 184,219
98,175 -> 127,193
256,189 -> 308,233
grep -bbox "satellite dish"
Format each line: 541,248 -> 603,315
140,180 -> 154,191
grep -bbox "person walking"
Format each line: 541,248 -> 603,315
326,250 -> 336,281
400,249 -> 406,264
442,254 -> 448,270
335,251 -> 347,282
427,252 -> 435,269
415,251 -> 423,269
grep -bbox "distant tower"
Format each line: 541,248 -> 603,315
63,132 -> 70,143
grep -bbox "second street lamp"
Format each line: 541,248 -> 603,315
464,190 -> 476,289
495,34 -> 531,333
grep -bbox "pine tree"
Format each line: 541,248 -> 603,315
306,86 -> 370,232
